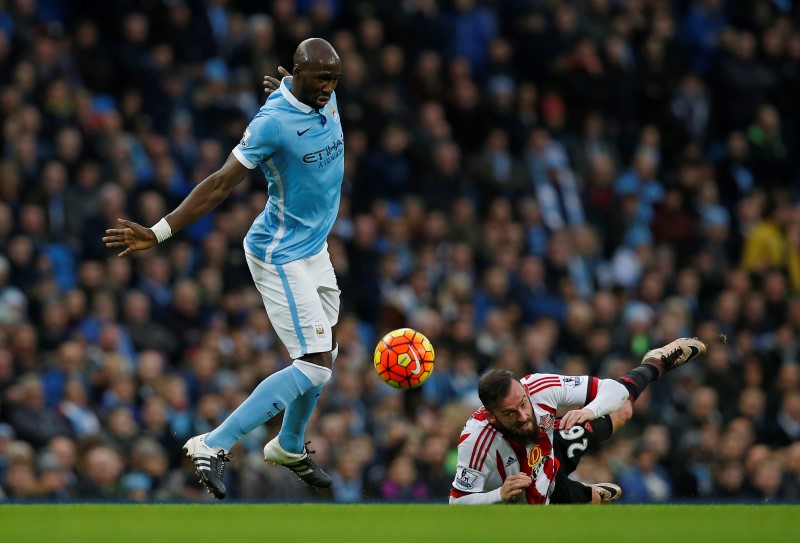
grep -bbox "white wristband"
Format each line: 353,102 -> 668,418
150,218 -> 173,243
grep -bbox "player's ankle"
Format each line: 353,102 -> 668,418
641,360 -> 665,378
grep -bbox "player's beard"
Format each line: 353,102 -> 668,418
498,420 -> 541,445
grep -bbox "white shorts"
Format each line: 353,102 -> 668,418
245,242 -> 340,359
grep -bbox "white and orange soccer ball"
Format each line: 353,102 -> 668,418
373,328 -> 435,389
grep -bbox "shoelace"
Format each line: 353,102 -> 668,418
662,347 -> 683,367
284,443 -> 317,474
216,450 -> 232,478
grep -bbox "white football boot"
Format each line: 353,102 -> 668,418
263,436 -> 332,488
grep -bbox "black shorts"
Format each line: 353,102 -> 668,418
549,415 -> 613,504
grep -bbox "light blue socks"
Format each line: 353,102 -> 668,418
279,345 -> 338,454
205,365 -> 314,451
279,385 -> 323,453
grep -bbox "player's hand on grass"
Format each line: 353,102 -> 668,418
559,407 -> 596,431
500,473 -> 532,503
103,218 -> 157,257
264,66 -> 291,94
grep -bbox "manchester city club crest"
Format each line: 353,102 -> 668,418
327,104 -> 339,123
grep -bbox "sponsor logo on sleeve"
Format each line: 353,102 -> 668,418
454,467 -> 480,491
240,128 -> 252,148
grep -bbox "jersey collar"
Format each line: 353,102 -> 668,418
279,77 -> 315,114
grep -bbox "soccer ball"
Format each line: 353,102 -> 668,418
373,328 -> 435,389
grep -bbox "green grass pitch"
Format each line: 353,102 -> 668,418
1,504 -> 798,543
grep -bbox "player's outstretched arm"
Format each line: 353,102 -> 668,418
559,378 -> 629,430
559,407 -> 596,430
166,153 -> 249,231
103,153 -> 249,257
449,474 -> 531,505
263,66 -> 291,95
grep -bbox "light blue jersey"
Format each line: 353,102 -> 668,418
234,78 -> 344,264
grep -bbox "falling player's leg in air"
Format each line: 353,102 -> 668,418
552,338 -> 707,504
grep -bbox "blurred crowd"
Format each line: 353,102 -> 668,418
1,0 -> 800,503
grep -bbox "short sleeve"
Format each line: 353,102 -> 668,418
232,114 -> 280,169
523,373 -> 598,409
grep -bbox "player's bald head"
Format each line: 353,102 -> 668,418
289,38 -> 342,108
293,38 -> 340,70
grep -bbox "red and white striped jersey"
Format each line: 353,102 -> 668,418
450,373 -> 599,504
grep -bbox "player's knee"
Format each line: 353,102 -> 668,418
302,350 -> 334,368
611,400 -> 633,432
293,358 -> 333,386
618,399 -> 633,422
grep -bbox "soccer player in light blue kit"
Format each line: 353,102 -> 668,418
103,39 -> 344,499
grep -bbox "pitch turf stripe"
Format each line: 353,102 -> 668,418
476,429 -> 497,470
469,426 -> 492,469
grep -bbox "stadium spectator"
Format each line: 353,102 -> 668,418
5,374 -> 74,449
73,444 -> 125,500
1,0 -> 799,504
618,442 -> 673,503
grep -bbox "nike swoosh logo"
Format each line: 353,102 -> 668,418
687,345 -> 700,359
408,348 -> 422,375
297,127 -> 311,136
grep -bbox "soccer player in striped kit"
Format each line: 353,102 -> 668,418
449,338 -> 706,504
103,38 -> 344,499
